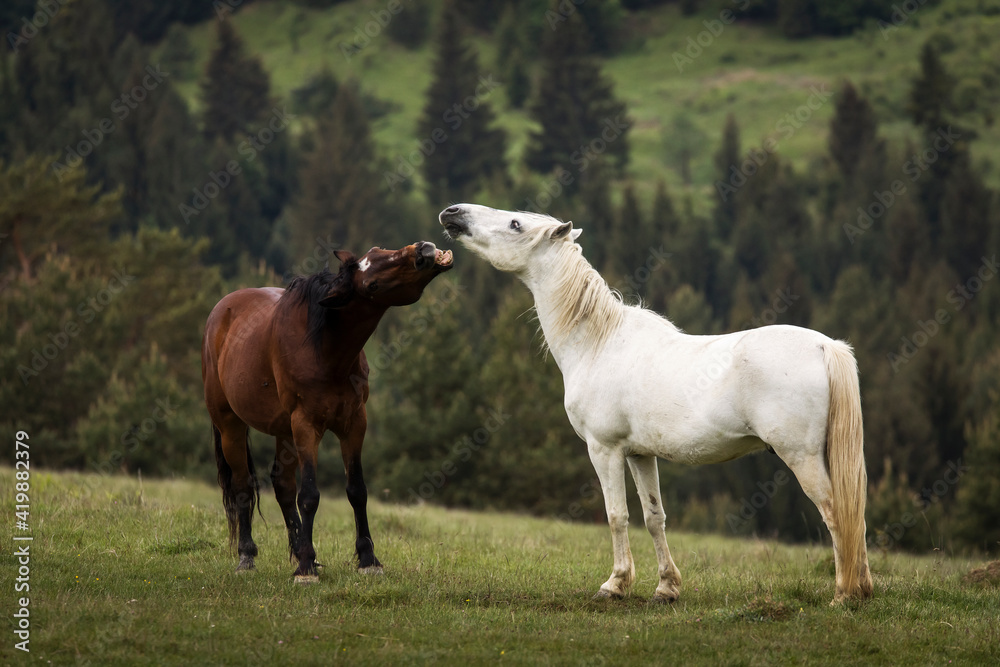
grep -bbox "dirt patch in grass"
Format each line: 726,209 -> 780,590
717,596 -> 795,623
962,560 -> 1000,588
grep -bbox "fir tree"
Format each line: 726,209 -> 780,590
907,42 -> 955,134
525,6 -> 629,191
201,20 -> 273,143
0,154 -> 122,281
665,112 -> 706,188
609,182 -> 645,287
292,82 -> 382,258
907,41 -> 963,234
828,81 -> 883,185
712,113 -> 741,239
418,0 -> 507,204
652,179 -> 680,239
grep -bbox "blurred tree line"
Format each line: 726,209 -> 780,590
1,0 -> 997,555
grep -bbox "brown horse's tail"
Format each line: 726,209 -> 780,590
824,341 -> 873,601
214,425 -> 261,551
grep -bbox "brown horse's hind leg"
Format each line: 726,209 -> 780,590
271,434 -> 302,563
340,415 -> 382,574
217,416 -> 260,572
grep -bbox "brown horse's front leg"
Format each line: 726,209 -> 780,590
341,416 -> 382,574
271,434 -> 302,564
290,414 -> 322,583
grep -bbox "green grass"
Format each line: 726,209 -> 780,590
164,0 -> 1000,216
3,468 -> 999,665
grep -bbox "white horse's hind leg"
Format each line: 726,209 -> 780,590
627,455 -> 682,603
781,453 -> 847,600
588,441 -> 635,599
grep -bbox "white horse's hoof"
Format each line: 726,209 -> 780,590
294,575 -> 319,585
651,592 -> 678,604
593,588 -> 622,600
358,565 -> 384,575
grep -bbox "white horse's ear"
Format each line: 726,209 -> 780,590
571,228 -> 583,241
550,221 -> 573,240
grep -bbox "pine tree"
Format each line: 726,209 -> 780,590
525,5 -> 629,191
0,154 -> 122,281
828,81 -> 883,184
292,83 -> 382,258
907,41 -> 963,234
652,179 -> 680,239
666,112 -> 706,188
940,157 -> 992,278
712,113 -> 740,239
609,182 -> 645,290
907,42 -> 955,134
418,0 -> 507,204
201,20 -> 273,143
954,373 -> 1000,553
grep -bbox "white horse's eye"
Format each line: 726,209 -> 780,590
510,219 -> 521,232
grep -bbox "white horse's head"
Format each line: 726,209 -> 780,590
439,203 -> 583,273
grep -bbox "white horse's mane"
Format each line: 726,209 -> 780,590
538,238 -> 630,354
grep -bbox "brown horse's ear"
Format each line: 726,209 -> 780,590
318,278 -> 354,308
333,250 -> 356,265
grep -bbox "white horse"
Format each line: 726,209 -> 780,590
440,203 -> 873,604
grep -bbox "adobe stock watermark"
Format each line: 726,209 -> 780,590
877,0 -> 931,39
887,255 -> 997,372
613,246 -> 673,301
50,65 -> 169,180
16,267 -> 136,385
742,288 -> 800,328
556,479 -> 602,523
545,0 -> 585,29
672,0 -> 749,73
868,459 -> 967,550
406,406 -> 510,503
844,126 -> 960,243
522,115 -> 630,212
339,0 -> 415,61
213,0 -> 246,21
684,287 -> 799,402
383,74 -> 502,191
351,277 -> 465,395
715,84 -> 833,202
178,106 -> 295,224
91,398 -> 179,476
726,469 -> 791,533
281,233 -> 341,282
6,0 -> 69,52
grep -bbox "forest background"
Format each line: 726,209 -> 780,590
1,0 -> 998,555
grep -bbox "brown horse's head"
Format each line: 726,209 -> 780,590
319,242 -> 453,309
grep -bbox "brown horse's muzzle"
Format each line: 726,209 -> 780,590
415,241 -> 454,273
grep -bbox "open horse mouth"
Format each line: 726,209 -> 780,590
435,248 -> 454,268
416,242 -> 454,272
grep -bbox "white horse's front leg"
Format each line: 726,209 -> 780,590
627,455 -> 682,603
588,441 -> 635,599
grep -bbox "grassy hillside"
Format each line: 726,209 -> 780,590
164,0 -> 1000,212
3,467 -> 998,665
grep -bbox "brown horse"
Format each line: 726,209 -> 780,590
202,242 -> 453,582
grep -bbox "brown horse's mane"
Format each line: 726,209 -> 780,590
280,261 -> 356,355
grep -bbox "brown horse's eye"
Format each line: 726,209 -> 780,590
366,280 -> 379,293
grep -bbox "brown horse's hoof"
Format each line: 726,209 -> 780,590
294,574 -> 320,585
358,565 -> 384,575
235,556 -> 255,572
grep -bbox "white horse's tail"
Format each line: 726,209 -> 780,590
824,341 -> 873,600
